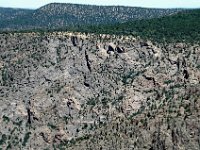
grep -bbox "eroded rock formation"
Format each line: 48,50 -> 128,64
0,32 -> 199,149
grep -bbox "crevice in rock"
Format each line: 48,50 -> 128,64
143,75 -> 156,85
71,36 -> 78,46
108,45 -> 115,52
83,74 -> 90,87
85,50 -> 92,72
26,101 -> 32,125
183,69 -> 189,79
43,75 -> 52,83
27,107 -> 32,124
116,46 -> 126,53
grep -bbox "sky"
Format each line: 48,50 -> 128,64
0,0 -> 200,9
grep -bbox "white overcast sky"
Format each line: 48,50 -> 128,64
0,0 -> 200,9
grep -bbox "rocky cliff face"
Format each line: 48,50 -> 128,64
0,32 -> 199,149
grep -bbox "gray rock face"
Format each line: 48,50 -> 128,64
0,32 -> 199,149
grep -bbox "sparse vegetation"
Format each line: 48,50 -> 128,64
74,9 -> 200,43
0,8 -> 199,149
22,132 -> 31,146
0,3 -> 181,32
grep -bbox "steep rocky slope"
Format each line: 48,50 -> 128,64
0,32 -> 199,149
0,3 -> 181,31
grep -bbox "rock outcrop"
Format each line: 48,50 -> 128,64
0,32 -> 199,149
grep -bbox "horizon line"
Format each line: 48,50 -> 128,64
0,2 -> 200,10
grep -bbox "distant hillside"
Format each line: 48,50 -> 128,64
0,7 -> 33,20
0,3 -> 181,31
75,9 -> 200,43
